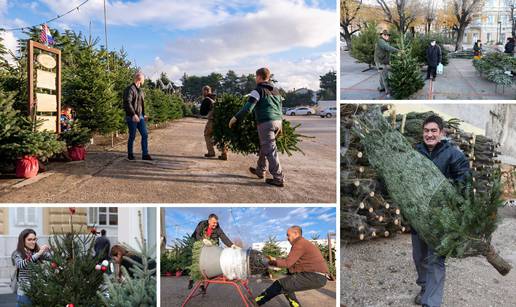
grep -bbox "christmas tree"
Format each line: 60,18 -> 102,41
352,106 -> 511,275
350,22 -> 379,68
212,93 -> 306,156
24,209 -> 105,306
63,45 -> 123,135
0,89 -> 64,168
100,211 -> 156,307
387,35 -> 424,99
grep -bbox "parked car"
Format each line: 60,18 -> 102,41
319,107 -> 337,118
287,107 -> 315,116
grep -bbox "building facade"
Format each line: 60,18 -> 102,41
464,0 -> 514,47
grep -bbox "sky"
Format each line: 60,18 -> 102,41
0,0 -> 336,90
164,207 -> 336,248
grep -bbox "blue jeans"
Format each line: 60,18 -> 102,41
126,115 -> 149,157
17,294 -> 32,306
412,231 -> 446,307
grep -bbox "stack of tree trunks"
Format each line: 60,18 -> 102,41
342,105 -> 502,243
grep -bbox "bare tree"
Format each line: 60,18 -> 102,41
424,0 -> 437,34
341,0 -> 363,49
376,0 -> 419,34
452,0 -> 485,51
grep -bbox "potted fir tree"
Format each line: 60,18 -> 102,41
60,123 -> 92,161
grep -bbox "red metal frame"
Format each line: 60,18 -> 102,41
182,273 -> 254,307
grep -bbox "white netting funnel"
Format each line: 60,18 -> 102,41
219,248 -> 249,280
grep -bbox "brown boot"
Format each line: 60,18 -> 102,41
249,167 -> 265,179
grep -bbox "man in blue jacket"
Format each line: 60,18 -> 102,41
412,114 -> 470,307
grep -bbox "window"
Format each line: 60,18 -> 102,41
88,207 -> 118,226
15,208 -> 37,226
488,15 -> 495,25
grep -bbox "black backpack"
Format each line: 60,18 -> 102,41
200,97 -> 215,116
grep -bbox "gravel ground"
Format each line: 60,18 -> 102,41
341,208 -> 516,307
0,116 -> 336,203
161,275 -> 336,307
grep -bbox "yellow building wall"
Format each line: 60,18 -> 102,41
0,208 -> 7,235
43,208 -> 89,234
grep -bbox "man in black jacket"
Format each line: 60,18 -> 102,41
412,115 -> 470,307
94,229 -> 110,261
426,40 -> 442,81
504,37 -> 514,55
188,213 -> 238,289
123,72 -> 152,161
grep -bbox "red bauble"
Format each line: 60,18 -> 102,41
90,227 -> 97,234
68,207 -> 76,215
66,304 -> 75,307
51,262 -> 58,269
101,266 -> 107,272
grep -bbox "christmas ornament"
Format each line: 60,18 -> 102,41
95,264 -> 101,271
101,266 -> 107,272
51,262 -> 58,269
101,260 -> 109,267
90,227 -> 97,234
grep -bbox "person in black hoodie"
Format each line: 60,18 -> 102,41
200,85 -> 228,160
426,40 -> 442,81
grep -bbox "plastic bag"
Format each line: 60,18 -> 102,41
16,156 -> 39,178
437,63 -> 444,75
68,146 -> 86,161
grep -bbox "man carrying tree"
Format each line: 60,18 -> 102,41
426,40 -> 442,81
123,72 -> 152,161
228,67 -> 285,187
200,85 -> 228,160
188,213 -> 239,289
255,226 -> 329,307
412,115 -> 470,307
374,30 -> 398,96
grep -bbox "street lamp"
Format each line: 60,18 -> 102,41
498,21 -> 502,44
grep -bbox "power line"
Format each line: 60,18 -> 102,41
1,0 -> 91,32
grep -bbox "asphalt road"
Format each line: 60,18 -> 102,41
161,275 -> 336,307
0,116 -> 336,203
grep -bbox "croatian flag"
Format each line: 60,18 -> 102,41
40,24 -> 54,46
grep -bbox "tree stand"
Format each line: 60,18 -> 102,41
182,274 -> 254,307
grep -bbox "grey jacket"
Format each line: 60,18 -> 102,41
123,83 -> 145,117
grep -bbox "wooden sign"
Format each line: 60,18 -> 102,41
28,40 -> 61,133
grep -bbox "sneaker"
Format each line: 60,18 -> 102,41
265,178 -> 284,187
188,279 -> 194,289
204,153 -> 216,158
218,155 -> 228,161
414,288 -> 424,305
249,167 -> 265,179
142,154 -> 153,161
200,285 -> 206,294
128,155 -> 135,160
254,295 -> 265,306
378,87 -> 386,92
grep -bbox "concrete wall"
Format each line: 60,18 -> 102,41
44,207 -> 88,234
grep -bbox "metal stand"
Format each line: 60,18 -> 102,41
182,273 -> 254,307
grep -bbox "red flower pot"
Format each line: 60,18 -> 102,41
16,156 -> 39,179
68,146 -> 86,161
175,271 -> 183,277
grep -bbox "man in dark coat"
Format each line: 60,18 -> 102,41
426,40 -> 442,81
412,115 -> 470,307
94,229 -> 111,261
123,72 -> 152,161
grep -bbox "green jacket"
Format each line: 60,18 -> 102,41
235,82 -> 283,124
374,38 -> 399,65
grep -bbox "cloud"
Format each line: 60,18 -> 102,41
318,213 -> 335,222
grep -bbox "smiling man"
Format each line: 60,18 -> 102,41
412,114 -> 470,307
